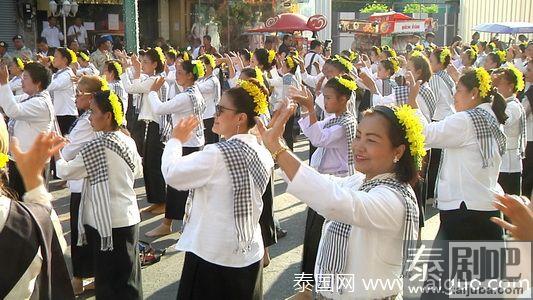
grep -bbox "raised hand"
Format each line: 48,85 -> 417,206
407,79 -> 422,109
0,65 -> 9,85
150,76 -> 166,92
359,71 -> 378,94
491,194 -> 533,241
289,86 -> 314,111
255,98 -> 297,153
172,116 -> 200,143
131,54 -> 141,72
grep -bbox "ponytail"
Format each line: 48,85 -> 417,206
489,88 -> 508,124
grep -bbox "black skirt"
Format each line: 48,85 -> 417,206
177,252 -> 262,300
522,141 -> 533,197
203,117 -> 219,145
138,121 -> 167,204
70,193 -> 94,278
300,207 -> 325,286
498,172 -> 522,195
426,148 -> 442,199
165,147 -> 200,220
259,176 -> 277,248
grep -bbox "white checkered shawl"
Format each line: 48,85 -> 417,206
78,132 -> 137,251
435,70 -> 455,94
466,107 -> 507,168
188,85 -> 207,139
382,78 -> 398,97
512,98 -> 527,159
321,112 -> 357,176
317,177 -> 419,287
394,83 -> 436,119
182,139 -> 270,253
394,85 -> 410,105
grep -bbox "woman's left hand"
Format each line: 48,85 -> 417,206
150,76 -> 166,92
255,98 -> 297,153
172,116 -> 199,143
0,65 -> 9,85
491,194 -> 533,241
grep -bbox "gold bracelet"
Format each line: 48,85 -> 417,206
271,146 -> 289,161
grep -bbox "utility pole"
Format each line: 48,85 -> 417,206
123,0 -> 139,53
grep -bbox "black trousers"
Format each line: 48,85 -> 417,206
85,224 -> 142,300
426,148 -> 441,199
498,172 -> 522,195
165,147 -> 200,220
177,252 -> 262,300
56,115 -> 77,135
70,193 -> 94,278
134,121 -> 167,204
8,160 -> 50,201
300,207 -> 325,286
259,176 -> 277,248
203,118 -> 219,145
436,202 -> 504,241
522,141 -> 533,197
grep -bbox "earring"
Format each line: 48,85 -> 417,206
393,157 -> 399,163
236,124 -> 240,134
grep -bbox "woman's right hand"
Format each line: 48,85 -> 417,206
172,116 -> 199,143
131,54 -> 141,72
255,98 -> 297,153
150,76 -> 166,92
289,86 -> 314,111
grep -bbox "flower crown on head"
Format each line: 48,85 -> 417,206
0,153 -> 8,169
466,48 -> 477,61
334,76 -> 357,91
108,91 -> 123,126
333,54 -> 353,72
154,47 -> 166,65
237,79 -> 268,115
474,67 -> 492,98
66,48 -> 78,64
393,105 -> 427,170
372,46 -> 382,55
254,66 -> 264,85
15,57 -> 24,70
267,49 -> 276,64
168,48 -> 178,57
471,44 -> 479,53
495,50 -> 506,63
388,57 -> 400,73
100,77 -> 110,91
410,50 -> 423,58
388,48 -> 397,58
111,60 -> 123,76
191,60 -> 205,78
201,54 -> 216,68
78,51 -> 90,62
439,47 -> 451,64
506,64 -> 525,92
182,51 -> 190,61
348,50 -> 358,62
285,55 -> 295,69
414,44 -> 424,51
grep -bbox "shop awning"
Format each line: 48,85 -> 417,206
368,12 -> 412,22
247,13 -> 327,33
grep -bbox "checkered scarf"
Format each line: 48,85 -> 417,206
511,98 -> 527,159
318,112 -> 357,175
77,132 -> 137,251
394,85 -> 410,105
316,176 -> 419,290
466,107 -> 507,168
182,139 -> 269,252
419,83 -> 437,120
435,70 -> 455,94
186,85 -> 206,139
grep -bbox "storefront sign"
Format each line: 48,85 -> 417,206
339,20 -> 377,33
393,20 -> 426,33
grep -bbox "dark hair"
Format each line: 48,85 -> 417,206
179,60 -> 201,81
165,49 -> 177,61
451,35 -> 462,44
382,49 -> 396,59
199,55 -> 215,70
253,48 -> 275,71
370,46 -> 381,57
283,34 -> 291,42
478,41 -> 487,51
409,55 -> 432,83
459,70 -> 508,124
310,39 -> 322,50
105,60 -> 122,79
364,106 -> 419,184
238,49 -> 251,63
145,48 -> 165,73
324,74 -> 355,100
432,47 -> 451,68
47,16 -> 56,21
56,47 -> 74,65
24,62 -> 52,90
240,67 -> 257,79
225,78 -> 269,128
379,59 -> 396,77
203,35 -> 211,42
487,52 -> 504,67
494,67 -> 522,93
464,48 -> 478,65
93,90 -> 121,129
425,32 -> 435,39
37,37 -> 47,44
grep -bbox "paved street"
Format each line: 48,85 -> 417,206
51,138 -> 440,300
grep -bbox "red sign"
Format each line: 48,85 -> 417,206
307,15 -> 327,31
393,20 -> 426,33
339,20 -> 377,33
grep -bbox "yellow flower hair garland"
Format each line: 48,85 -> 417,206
168,48 -> 178,57
0,153 -> 8,169
201,54 -> 216,68
100,77 -> 110,91
439,47 -> 451,64
15,57 -> 24,70
471,44 -> 479,53
237,79 -> 268,115
285,55 -> 295,69
66,48 -> 78,64
372,46 -> 382,55
466,48 -> 477,61
112,61 -> 123,76
191,60 -> 205,78
388,57 -> 400,73
410,50 -> 423,58
182,51 -> 190,61
108,92 -> 123,126
335,76 -> 357,91
78,51 -> 90,62
334,54 -> 353,72
394,105 -> 427,169
254,66 -> 265,86
507,64 -> 525,92
414,44 -> 424,51
495,50 -> 506,63
348,50 -> 358,62
154,47 -> 166,65
474,67 -> 492,98
267,49 -> 276,64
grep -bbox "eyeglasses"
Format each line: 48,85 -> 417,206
215,104 -> 238,116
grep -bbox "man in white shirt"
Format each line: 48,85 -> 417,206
41,16 -> 64,48
67,17 -> 88,50
304,39 -> 325,76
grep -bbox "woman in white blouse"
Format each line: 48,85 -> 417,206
163,78 -> 273,299
198,54 -> 221,144
103,59 -> 128,125
408,67 -> 508,240
120,48 -> 169,214
56,90 -> 143,299
493,67 -> 527,196
255,99 -> 421,299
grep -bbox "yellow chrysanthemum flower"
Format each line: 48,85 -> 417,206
254,67 -> 264,85
182,52 -> 190,61
388,57 -> 400,73
66,48 -> 78,64
507,64 -> 525,92
154,47 -> 166,65
495,50 -> 506,63
267,50 -> 276,64
201,54 -> 216,68
79,52 -> 90,62
475,67 -> 492,98
394,105 -> 427,169
410,50 -> 423,58
335,76 -> 357,91
112,61 -> 123,76
191,60 -> 205,78
15,57 -> 24,70
414,44 -> 424,51
100,77 -> 110,91
237,79 -> 268,116
334,54 -> 353,72
0,153 -> 8,168
108,92 -> 123,126
285,56 -> 295,69
439,47 -> 451,64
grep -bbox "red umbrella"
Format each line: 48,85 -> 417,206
247,13 -> 327,33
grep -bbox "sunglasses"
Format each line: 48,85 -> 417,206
75,89 -> 93,97
215,104 -> 238,117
